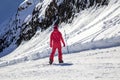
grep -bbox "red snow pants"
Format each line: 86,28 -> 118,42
50,42 -> 62,62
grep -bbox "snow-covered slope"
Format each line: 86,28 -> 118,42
0,46 -> 120,80
0,0 -> 110,57
0,0 -> 120,61
0,0 -> 53,57
0,0 -> 120,79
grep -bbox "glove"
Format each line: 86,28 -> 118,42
63,44 -> 65,47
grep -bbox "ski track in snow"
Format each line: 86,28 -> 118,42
0,46 -> 120,80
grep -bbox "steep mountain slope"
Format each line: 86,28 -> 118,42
0,0 -> 109,57
0,0 -> 120,63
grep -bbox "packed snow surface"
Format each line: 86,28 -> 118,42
0,46 -> 120,80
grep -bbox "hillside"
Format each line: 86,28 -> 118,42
0,0 -> 120,80
0,0 -> 120,61
0,0 -> 110,57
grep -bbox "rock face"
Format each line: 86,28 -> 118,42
0,0 -> 109,54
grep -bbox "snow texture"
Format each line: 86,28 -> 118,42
0,0 -> 120,80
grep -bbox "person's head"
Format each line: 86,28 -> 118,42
54,24 -> 58,30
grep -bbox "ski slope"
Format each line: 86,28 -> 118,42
0,46 -> 120,80
0,0 -> 120,62
0,0 -> 120,80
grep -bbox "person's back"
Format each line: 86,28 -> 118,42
51,28 -> 62,47
49,25 -> 65,64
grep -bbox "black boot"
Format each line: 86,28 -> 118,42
49,59 -> 53,65
59,60 -> 64,63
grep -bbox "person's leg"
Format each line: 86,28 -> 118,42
58,47 -> 63,63
49,47 -> 56,64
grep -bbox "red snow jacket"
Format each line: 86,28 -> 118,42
50,27 -> 65,48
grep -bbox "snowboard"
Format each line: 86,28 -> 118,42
49,63 -> 73,66
54,63 -> 73,66
41,62 -> 73,67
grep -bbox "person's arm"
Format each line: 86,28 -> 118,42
60,33 -> 65,47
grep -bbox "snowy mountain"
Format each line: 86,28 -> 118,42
0,0 -> 109,57
0,0 -> 120,79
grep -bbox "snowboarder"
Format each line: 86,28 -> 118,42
49,24 -> 65,64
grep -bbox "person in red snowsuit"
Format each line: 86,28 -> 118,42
49,25 -> 65,64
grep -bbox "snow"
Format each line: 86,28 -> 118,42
24,14 -> 32,24
0,0 -> 120,61
57,0 -> 64,6
0,0 -> 120,80
0,46 -> 120,80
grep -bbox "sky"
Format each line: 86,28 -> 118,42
0,0 -> 24,24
